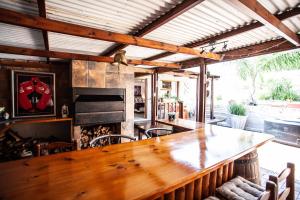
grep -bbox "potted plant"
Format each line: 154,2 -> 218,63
228,103 -> 247,129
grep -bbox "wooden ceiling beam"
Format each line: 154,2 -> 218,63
146,7 -> 300,61
0,8 -> 221,61
230,0 -> 299,46
180,36 -> 300,68
0,45 -> 181,68
37,0 -> 49,62
0,59 -> 60,68
102,0 -> 205,56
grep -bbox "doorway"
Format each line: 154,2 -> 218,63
134,76 -> 149,121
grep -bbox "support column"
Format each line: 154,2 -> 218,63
151,70 -> 158,124
196,59 -> 207,122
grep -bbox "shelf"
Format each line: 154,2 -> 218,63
0,117 -> 72,125
0,117 -> 73,135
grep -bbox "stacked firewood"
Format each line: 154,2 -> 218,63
80,125 -> 114,149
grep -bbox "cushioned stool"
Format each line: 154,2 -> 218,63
204,176 -> 275,200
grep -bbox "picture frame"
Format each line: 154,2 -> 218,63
11,70 -> 56,118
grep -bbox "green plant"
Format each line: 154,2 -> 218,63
261,79 -> 299,101
237,51 -> 300,103
228,103 -> 246,116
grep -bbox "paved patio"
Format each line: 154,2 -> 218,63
258,141 -> 300,199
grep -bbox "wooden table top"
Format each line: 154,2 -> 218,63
157,118 -> 204,130
134,120 -> 173,131
0,123 -> 273,200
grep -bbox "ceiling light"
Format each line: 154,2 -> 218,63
222,42 -> 228,51
210,46 -> 216,52
200,48 -> 205,54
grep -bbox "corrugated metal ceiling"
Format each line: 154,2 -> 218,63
0,23 -> 45,49
46,0 -> 183,34
48,32 -> 115,55
0,0 -> 38,15
0,0 -> 299,63
144,0 -> 254,45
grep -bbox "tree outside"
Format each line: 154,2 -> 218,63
237,51 -> 300,105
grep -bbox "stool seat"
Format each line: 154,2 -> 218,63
204,196 -> 222,200
216,176 -> 265,200
204,176 -> 265,200
204,163 -> 294,200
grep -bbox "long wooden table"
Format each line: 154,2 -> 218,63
0,120 -> 273,200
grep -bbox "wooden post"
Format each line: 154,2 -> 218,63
151,70 -> 158,124
178,101 -> 183,119
196,59 -> 207,122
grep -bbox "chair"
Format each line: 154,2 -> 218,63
269,163 -> 295,200
204,163 -> 295,200
36,141 -> 76,157
144,128 -> 173,138
89,134 -> 136,147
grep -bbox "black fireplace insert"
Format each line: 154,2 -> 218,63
73,88 -> 126,125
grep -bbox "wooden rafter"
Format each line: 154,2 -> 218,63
0,45 -> 181,68
180,35 -> 300,68
37,0 -> 49,62
0,8 -> 221,61
146,7 -> 300,61
0,59 -> 59,68
229,0 -> 299,46
102,0 -> 205,56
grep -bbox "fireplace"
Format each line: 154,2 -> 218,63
79,123 -> 121,149
73,87 -> 126,125
71,60 -> 135,144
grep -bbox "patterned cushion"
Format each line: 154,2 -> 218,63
216,176 -> 265,200
204,196 -> 222,200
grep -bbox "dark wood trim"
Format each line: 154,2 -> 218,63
0,8 -> 221,60
231,0 -> 299,46
0,45 -> 180,68
196,59 -> 206,122
181,36 -> 300,68
146,7 -> 300,61
0,59 -> 66,68
102,0 -> 205,56
151,71 -> 158,123
37,0 -> 49,62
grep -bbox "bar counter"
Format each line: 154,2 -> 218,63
0,120 -> 273,200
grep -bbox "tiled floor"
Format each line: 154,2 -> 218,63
258,141 -> 300,199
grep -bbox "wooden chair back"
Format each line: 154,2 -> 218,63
89,134 -> 136,147
269,163 -> 295,200
144,128 -> 173,138
258,181 -> 277,200
36,141 -> 76,156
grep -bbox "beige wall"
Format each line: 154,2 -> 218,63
72,60 -> 134,137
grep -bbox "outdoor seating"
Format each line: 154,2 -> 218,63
204,163 -> 295,200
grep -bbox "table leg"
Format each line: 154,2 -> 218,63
138,130 -> 142,140
234,149 -> 260,184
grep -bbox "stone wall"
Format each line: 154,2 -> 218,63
71,60 -> 134,137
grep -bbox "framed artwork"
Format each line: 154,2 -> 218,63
11,70 -> 56,118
